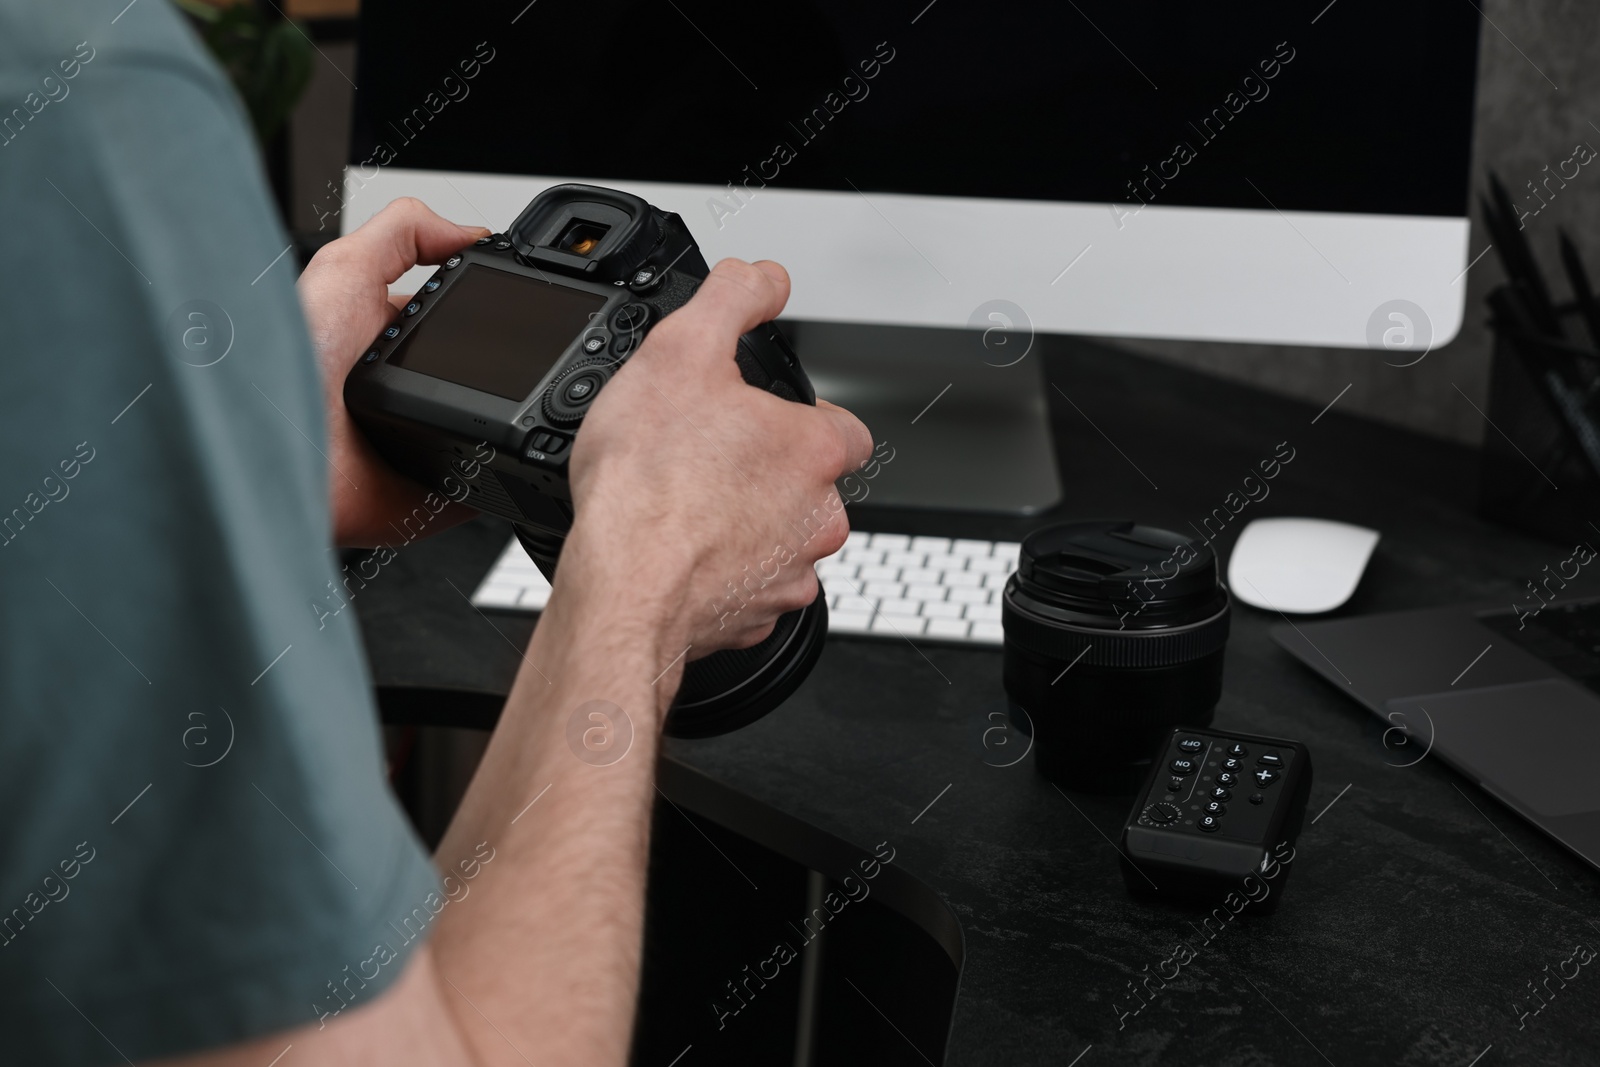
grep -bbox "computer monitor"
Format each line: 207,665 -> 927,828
343,1 -> 1482,511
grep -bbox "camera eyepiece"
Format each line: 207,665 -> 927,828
508,184 -> 661,280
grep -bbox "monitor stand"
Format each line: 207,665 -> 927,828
784,320 -> 1063,514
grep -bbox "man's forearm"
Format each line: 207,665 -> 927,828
428,577 -> 683,1066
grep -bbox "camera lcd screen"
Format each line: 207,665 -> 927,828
390,265 -> 606,401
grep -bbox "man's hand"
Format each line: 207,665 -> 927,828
296,198 -> 490,547
557,257 -> 874,685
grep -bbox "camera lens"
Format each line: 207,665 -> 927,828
1001,520 -> 1230,792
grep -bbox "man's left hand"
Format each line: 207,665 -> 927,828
296,197 -> 490,546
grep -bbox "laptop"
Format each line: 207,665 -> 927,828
1273,596 -> 1600,873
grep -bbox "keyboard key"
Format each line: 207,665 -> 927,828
872,614 -> 923,634
816,561 -> 857,581
922,600 -> 964,619
831,612 -> 874,633
872,533 -> 910,551
949,587 -> 989,604
969,555 -> 1011,573
965,603 -> 1002,623
953,539 -> 994,557
842,548 -> 885,566
926,618 -> 971,639
898,567 -> 942,585
473,584 -> 524,608
942,570 -> 983,588
843,530 -> 871,550
519,586 -> 552,610
922,553 -> 961,572
879,599 -> 922,617
864,581 -> 906,599
911,536 -> 952,554
982,572 -> 1011,590
835,594 -> 876,614
907,583 -> 947,602
859,565 -> 900,582
970,621 -> 1005,643
885,551 -> 925,568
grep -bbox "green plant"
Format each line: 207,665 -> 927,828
174,0 -> 314,142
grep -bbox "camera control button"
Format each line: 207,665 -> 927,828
1222,757 -> 1243,771
582,333 -> 609,355
383,325 -> 401,339
1257,753 -> 1284,767
627,266 -> 663,292
1227,743 -> 1248,757
404,301 -> 422,316
1169,758 -> 1197,776
1216,771 -> 1238,787
444,255 -> 463,270
1253,769 -> 1280,787
423,278 -> 442,293
1177,738 -> 1204,753
361,348 -> 381,364
1249,793 -> 1265,805
562,374 -> 600,404
1210,786 -> 1231,801
1203,800 -> 1226,816
493,239 -> 512,251
544,360 -> 614,425
1198,814 -> 1222,832
1166,777 -> 1185,793
475,236 -> 493,246
610,303 -> 651,333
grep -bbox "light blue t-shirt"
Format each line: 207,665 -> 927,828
0,3 -> 441,1061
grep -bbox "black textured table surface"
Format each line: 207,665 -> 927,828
355,339 -> 1600,1066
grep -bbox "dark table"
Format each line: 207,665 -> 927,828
356,339 -> 1600,1067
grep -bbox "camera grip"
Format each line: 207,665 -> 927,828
515,316 -> 825,739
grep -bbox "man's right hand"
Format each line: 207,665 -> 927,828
556,257 -> 874,683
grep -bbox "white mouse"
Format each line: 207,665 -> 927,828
1227,517 -> 1380,614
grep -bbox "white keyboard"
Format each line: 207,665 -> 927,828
470,531 -> 1021,646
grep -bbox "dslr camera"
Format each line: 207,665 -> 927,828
345,184 -> 825,738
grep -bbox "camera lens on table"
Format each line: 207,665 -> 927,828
1001,520 -> 1231,792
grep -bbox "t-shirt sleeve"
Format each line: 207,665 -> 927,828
0,4 -> 442,1062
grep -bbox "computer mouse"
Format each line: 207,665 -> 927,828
1226,517 -> 1380,614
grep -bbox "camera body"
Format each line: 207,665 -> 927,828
344,184 -> 825,737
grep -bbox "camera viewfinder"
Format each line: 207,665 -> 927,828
556,220 -> 609,257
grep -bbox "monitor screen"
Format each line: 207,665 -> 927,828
389,265 -> 605,401
347,1 -> 1481,350
354,0 -> 1478,218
